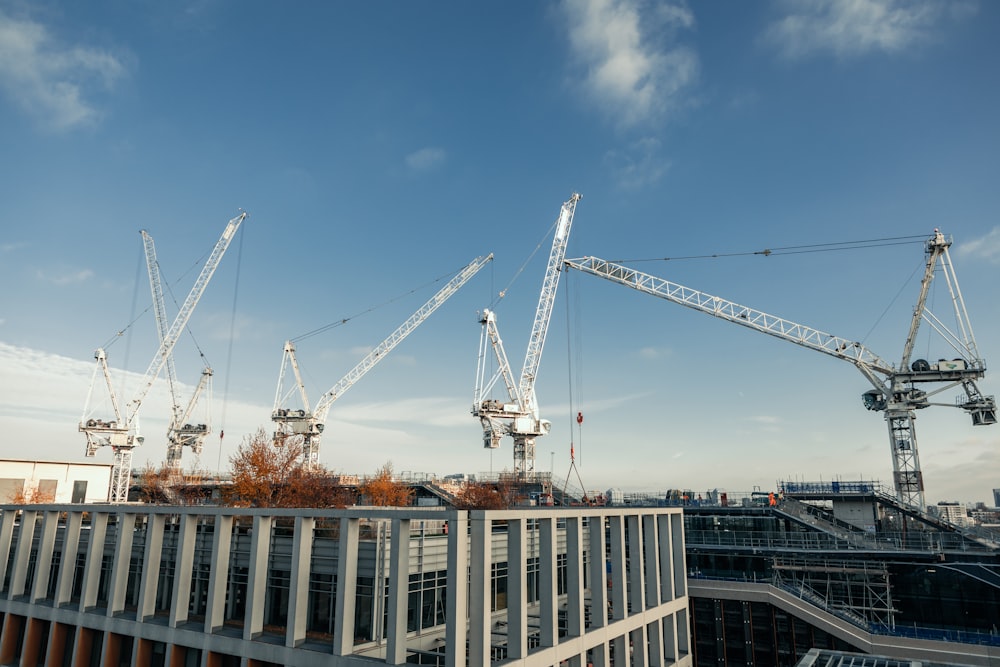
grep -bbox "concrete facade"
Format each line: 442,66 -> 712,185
0,461 -> 111,505
0,504 -> 690,666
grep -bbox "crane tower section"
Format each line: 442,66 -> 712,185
566,229 -> 994,511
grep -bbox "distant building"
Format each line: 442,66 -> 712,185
993,488 -> 1000,508
0,459 -> 111,504
935,501 -> 972,527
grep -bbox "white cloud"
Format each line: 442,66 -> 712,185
1,241 -> 27,253
751,415 -> 781,425
36,267 -> 94,285
763,0 -> 978,61
562,0 -> 698,128
405,147 -> 446,171
0,7 -> 127,130
956,227 -> 1000,264
604,136 -> 670,190
638,345 -> 671,360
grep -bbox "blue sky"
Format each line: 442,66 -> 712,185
1,0 -> 998,505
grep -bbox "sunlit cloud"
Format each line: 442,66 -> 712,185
0,7 -> 128,130
762,0 -> 978,61
956,227 -> 1000,264
405,147 -> 446,171
751,415 -> 781,425
561,0 -> 698,128
36,267 -> 94,285
637,344 -> 671,360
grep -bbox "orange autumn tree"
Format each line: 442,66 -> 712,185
454,481 -> 508,510
226,428 -> 346,508
359,462 -> 413,507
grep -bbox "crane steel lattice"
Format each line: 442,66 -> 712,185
80,211 -> 247,502
143,231 -> 214,471
473,193 -> 581,478
272,253 -> 494,465
565,230 -> 995,510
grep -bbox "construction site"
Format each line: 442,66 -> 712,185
0,194 -> 997,666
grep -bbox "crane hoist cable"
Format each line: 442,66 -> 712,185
489,215 -> 561,311
217,214 -> 246,468
615,234 -> 928,263
289,263 -> 476,344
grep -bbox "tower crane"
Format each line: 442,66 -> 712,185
565,229 -> 995,511
80,211 -> 247,502
142,230 -> 214,472
472,193 -> 582,478
272,253 -> 494,465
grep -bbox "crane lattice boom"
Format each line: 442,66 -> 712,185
273,253 -> 494,465
565,229 -> 994,511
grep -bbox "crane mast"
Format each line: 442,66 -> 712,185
566,232 -> 994,511
80,211 -> 247,502
473,193 -> 581,478
273,253 -> 494,465
143,231 -> 214,472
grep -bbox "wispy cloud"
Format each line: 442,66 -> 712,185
637,344 -> 671,360
0,7 -> 128,130
763,0 -> 978,61
956,227 -> 1000,264
604,136 -> 670,190
405,147 -> 446,172
561,0 -> 699,128
36,267 -> 94,285
1,241 -> 27,253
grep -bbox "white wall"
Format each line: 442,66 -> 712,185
0,459 -> 112,503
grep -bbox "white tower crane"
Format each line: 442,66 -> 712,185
272,253 -> 494,465
142,230 -> 214,472
81,211 -> 247,502
472,193 -> 582,478
565,229 -> 995,511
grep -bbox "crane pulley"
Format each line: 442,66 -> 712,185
273,253 -> 494,465
565,229 -> 995,511
80,211 -> 247,502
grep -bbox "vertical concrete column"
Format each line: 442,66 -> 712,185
79,511 -> 109,611
539,516 -> 558,648
642,513 -> 661,609
170,514 -> 199,628
467,511 -> 492,667
626,514 -> 644,614
670,513 -> 686,598
31,511 -> 60,602
204,514 -> 233,633
587,514 -> 607,630
108,513 -> 137,615
386,517 -> 411,665
8,509 -> 38,598
507,518 -> 528,660
444,514 -> 468,667
137,513 -> 165,621
333,516 -> 359,656
656,515 -> 674,603
243,515 -> 272,640
607,514 -> 627,621
286,515 -> 314,648
0,510 -> 16,596
54,512 -> 83,607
